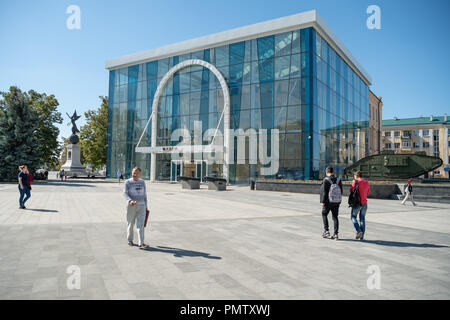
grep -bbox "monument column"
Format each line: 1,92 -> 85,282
61,110 -> 86,177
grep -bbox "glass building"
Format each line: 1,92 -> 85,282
105,10 -> 371,183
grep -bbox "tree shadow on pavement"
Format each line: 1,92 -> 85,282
143,245 -> 222,259
339,239 -> 448,248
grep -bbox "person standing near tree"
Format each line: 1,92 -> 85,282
123,167 -> 149,250
18,165 -> 31,209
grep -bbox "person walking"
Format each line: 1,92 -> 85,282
18,165 -> 31,209
59,169 -> 64,181
349,171 -> 371,240
117,169 -> 123,184
402,178 -> 417,206
123,167 -> 149,249
320,166 -> 343,240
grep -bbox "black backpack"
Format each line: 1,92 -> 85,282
348,180 -> 360,208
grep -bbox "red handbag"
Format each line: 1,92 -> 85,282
144,209 -> 150,227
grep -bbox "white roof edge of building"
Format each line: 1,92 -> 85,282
105,10 -> 372,85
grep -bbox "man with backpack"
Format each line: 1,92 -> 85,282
320,166 -> 343,240
349,170 -> 370,240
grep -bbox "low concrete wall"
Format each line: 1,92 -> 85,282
256,181 -> 400,199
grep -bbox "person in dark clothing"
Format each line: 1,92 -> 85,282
18,165 -> 31,209
320,166 -> 343,240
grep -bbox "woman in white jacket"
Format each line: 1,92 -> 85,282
402,178 -> 417,206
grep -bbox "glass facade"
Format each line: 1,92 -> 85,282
107,27 -> 369,183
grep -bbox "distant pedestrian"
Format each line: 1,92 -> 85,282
320,166 -> 343,240
349,171 -> 371,240
117,169 -> 123,184
59,169 -> 64,181
402,178 -> 416,206
123,167 -> 149,250
18,165 -> 31,209
56,171 -> 59,179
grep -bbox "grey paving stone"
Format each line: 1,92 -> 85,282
0,180 -> 449,299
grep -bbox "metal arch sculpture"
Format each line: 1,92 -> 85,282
137,59 -> 231,182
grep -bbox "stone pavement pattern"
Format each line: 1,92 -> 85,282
0,178 -> 449,299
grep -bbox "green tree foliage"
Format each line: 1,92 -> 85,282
0,86 -> 63,180
28,90 -> 63,168
0,87 -> 40,180
79,96 -> 108,170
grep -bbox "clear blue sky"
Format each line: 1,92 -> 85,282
1,0 -> 449,140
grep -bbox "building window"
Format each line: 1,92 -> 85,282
385,131 -> 391,137
413,142 -> 420,148
394,143 -> 400,149
423,130 -> 429,136
434,146 -> 440,157
433,130 -> 439,136
423,142 -> 430,148
385,143 -> 392,149
448,141 -> 450,147
394,131 -> 400,137
434,170 -> 440,175
402,131 -> 411,138
413,130 -> 420,137
402,141 -> 411,148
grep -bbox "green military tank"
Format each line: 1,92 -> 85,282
344,151 -> 443,179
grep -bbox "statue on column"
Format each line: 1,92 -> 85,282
66,110 -> 81,144
61,110 -> 86,176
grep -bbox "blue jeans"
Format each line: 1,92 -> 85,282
351,204 -> 367,234
19,186 -> 31,207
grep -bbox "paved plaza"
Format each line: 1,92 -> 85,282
0,177 -> 449,300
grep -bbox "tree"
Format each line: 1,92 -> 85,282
79,96 -> 108,170
27,90 -> 63,168
0,87 -> 40,181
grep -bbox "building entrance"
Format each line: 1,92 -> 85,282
170,160 -> 182,182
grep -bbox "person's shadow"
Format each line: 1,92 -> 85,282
142,245 -> 222,259
25,208 -> 58,213
339,239 -> 448,248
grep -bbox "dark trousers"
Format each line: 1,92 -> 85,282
322,203 -> 340,234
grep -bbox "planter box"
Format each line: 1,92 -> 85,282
207,180 -> 226,191
179,176 -> 200,190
